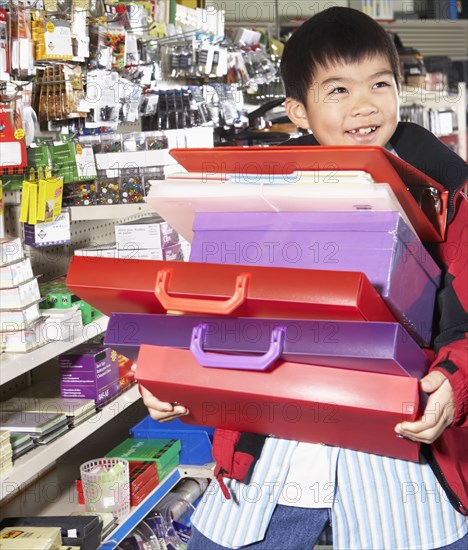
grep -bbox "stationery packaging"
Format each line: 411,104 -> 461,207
0,258 -> 34,288
0,410 -> 68,437
0,516 -> 103,550
190,211 -> 441,345
74,242 -> 181,261
67,257 -> 397,322
136,344 -> 421,461
115,216 -> 179,249
105,313 -> 430,379
0,277 -> 40,310
24,212 -> 71,247
0,302 -> 42,331
0,526 -> 62,550
59,345 -> 120,405
106,438 -> 181,477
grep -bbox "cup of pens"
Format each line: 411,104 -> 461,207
80,458 -> 130,518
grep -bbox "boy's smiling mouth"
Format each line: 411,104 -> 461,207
347,126 -> 378,135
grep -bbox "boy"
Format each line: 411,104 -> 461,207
140,7 -> 468,549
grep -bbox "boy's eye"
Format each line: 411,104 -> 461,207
374,81 -> 391,88
330,87 -> 348,95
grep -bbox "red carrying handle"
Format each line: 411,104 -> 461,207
155,269 -> 251,315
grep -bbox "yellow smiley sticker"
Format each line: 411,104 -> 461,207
76,144 -> 83,155
14,128 -> 25,140
46,21 -> 55,33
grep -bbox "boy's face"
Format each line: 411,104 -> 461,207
285,55 -> 399,147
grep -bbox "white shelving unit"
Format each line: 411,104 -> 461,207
69,203 -> 152,222
0,385 -> 141,503
1,457 -> 213,550
400,82 -> 467,161
1,185 -> 215,549
0,315 -> 108,385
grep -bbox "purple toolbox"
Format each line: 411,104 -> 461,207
189,211 -> 441,346
104,313 -> 431,378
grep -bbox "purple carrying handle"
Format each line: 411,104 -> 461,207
190,323 -> 286,371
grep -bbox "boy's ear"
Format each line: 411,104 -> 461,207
284,98 -> 310,130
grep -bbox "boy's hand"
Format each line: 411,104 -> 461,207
138,384 -> 189,422
395,371 -> 455,444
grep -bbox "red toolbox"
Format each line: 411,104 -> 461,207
136,344 -> 421,462
67,256 -> 397,322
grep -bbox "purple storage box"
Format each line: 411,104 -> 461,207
59,345 -> 120,405
189,211 -> 441,346
105,313 -> 430,378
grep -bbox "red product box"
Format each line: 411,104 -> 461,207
117,353 -> 135,390
130,476 -> 160,506
129,460 -> 158,496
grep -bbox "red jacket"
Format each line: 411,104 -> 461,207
424,191 -> 468,515
283,123 -> 468,514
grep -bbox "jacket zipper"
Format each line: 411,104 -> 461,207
421,444 -> 468,515
447,182 -> 466,223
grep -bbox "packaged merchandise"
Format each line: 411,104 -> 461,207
115,216 -> 179,249
59,345 -> 120,406
0,302 -> 42,331
0,258 -> 34,288
0,526 -> 62,549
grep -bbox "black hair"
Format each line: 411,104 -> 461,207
280,7 -> 401,105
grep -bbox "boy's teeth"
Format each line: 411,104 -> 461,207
349,127 -> 376,135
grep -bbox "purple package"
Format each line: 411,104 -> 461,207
59,345 -> 120,405
189,211 -> 441,346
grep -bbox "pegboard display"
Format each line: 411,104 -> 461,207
3,189 -> 158,280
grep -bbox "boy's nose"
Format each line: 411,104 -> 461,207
350,96 -> 378,117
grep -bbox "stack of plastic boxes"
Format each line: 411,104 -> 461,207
66,146 -> 444,462
0,237 -> 46,353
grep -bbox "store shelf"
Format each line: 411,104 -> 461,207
68,203 -> 153,221
0,315 -> 109,385
400,82 -> 466,161
0,384 -> 141,503
400,85 -> 464,109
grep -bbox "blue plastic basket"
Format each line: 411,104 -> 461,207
130,417 -> 213,466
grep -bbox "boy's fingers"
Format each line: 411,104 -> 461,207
396,402 -> 452,443
138,384 -> 174,412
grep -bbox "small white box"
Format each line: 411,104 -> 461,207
117,242 -> 182,261
42,306 -> 84,342
115,216 -> 179,249
23,212 -> 71,248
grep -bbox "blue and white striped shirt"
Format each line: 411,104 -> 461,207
192,440 -> 468,549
